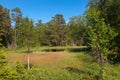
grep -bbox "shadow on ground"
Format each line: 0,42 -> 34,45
42,47 -> 91,53
67,47 -> 91,53
42,48 -> 65,52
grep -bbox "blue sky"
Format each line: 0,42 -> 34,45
0,0 -> 88,23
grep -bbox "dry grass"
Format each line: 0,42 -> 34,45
8,52 -> 68,65
7,51 -> 83,71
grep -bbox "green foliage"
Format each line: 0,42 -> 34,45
35,22 -> 48,46
86,0 -> 119,79
0,52 -> 7,67
46,21 -> 67,46
86,0 -> 117,65
106,0 -> 120,49
0,66 -> 19,80
88,21 -> 117,54
0,39 -> 8,67
0,5 -> 11,48
67,16 -> 86,46
11,7 -> 22,49
11,7 -> 22,24
0,46 -> 18,80
17,17 -> 34,51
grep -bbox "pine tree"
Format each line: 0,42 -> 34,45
0,5 -> 11,47
67,16 -> 86,46
11,7 -> 22,49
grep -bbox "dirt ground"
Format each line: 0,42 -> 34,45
8,52 -> 68,65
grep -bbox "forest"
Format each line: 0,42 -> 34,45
0,0 -> 120,80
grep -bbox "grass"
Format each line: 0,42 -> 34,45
4,46 -> 88,54
4,46 -> 120,80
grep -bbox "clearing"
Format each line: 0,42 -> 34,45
8,52 -> 68,65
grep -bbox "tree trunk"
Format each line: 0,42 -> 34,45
14,28 -> 17,49
27,37 -> 30,69
27,54 -> 30,69
98,50 -> 104,67
97,49 -> 104,80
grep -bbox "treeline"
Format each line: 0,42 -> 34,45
0,5 -> 86,49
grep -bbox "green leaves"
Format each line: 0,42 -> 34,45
88,17 -> 117,53
67,16 -> 86,46
17,17 -> 34,51
0,5 -> 11,47
0,53 -> 7,67
86,0 -> 118,68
